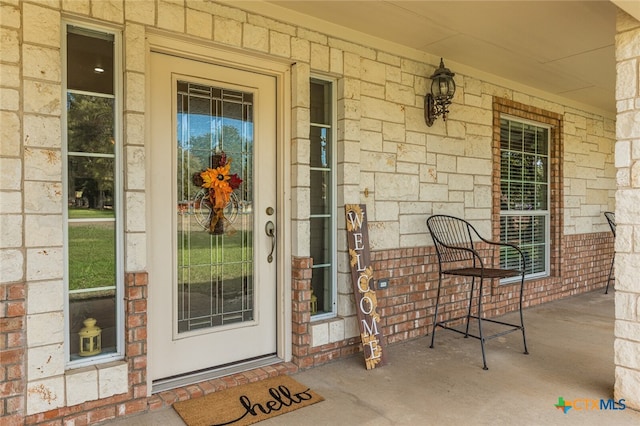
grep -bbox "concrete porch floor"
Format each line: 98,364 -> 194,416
107,290 -> 640,425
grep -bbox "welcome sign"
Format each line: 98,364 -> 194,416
345,204 -> 387,369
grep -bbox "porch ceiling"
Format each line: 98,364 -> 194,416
257,0 -> 620,115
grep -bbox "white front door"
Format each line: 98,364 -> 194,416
149,52 -> 278,383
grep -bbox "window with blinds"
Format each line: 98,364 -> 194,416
499,117 -> 550,280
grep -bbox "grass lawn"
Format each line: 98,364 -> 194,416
68,209 -> 253,291
68,222 -> 116,291
69,207 -> 115,219
177,222 -> 253,284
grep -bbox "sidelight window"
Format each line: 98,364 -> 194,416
309,78 -> 337,318
64,24 -> 123,364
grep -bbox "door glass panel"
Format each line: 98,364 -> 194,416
176,81 -> 254,333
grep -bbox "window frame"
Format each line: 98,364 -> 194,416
499,115 -> 551,282
492,97 -> 563,285
62,21 -> 125,367
309,75 -> 337,321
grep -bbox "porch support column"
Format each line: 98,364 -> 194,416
614,8 -> 640,410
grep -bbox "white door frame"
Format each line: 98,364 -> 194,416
145,34 -> 292,392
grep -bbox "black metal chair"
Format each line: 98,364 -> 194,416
427,214 -> 529,370
604,211 -> 616,294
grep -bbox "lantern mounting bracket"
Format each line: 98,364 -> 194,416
424,93 -> 436,127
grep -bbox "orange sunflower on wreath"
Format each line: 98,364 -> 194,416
192,152 -> 242,235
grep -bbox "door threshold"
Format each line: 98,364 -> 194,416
151,354 -> 281,394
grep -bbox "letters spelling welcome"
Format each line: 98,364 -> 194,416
345,204 -> 386,369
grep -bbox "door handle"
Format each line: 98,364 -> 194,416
265,221 -> 275,263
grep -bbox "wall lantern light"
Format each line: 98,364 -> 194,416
424,58 -> 456,126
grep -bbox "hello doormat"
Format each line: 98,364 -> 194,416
173,375 -> 324,426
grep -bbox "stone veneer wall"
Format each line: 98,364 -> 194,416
614,9 -> 640,411
0,0 -> 620,423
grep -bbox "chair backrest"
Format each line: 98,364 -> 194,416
604,211 -> 616,237
427,215 -> 477,264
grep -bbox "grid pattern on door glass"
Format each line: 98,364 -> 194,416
175,81 -> 254,333
499,118 -> 549,277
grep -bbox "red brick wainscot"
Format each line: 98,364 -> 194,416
0,282 -> 26,426
21,272 -> 149,425
17,272 -> 297,425
292,232 -> 613,370
10,230 -> 612,424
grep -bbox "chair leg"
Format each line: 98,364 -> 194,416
520,318 -> 529,355
429,275 -> 443,349
605,253 -> 614,294
476,279 -> 488,370
464,277 -> 476,337
519,275 -> 529,355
